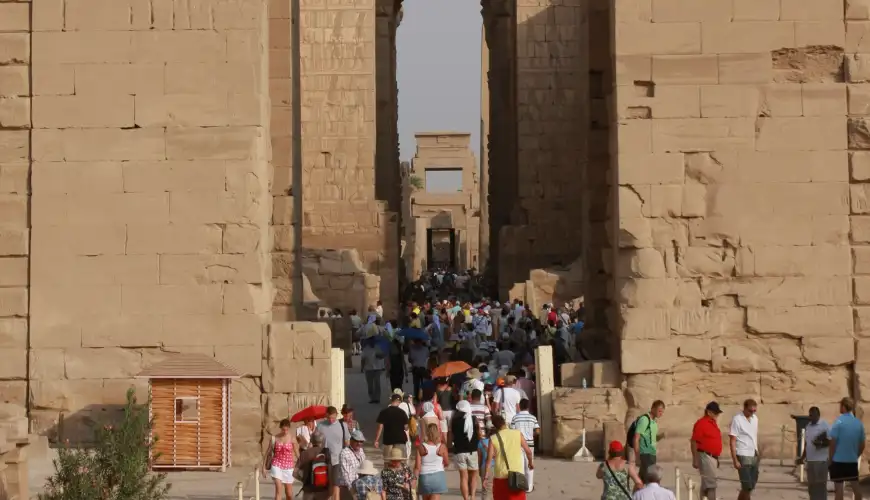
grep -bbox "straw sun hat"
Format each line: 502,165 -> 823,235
386,447 -> 407,461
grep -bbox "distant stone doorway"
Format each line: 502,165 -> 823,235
426,228 -> 456,270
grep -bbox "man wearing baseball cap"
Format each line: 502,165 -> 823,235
690,402 -> 723,500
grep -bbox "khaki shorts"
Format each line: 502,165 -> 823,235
454,451 -> 479,470
698,452 -> 717,491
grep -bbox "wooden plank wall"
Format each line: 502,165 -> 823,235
152,379 -> 224,466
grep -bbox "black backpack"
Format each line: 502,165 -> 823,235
625,414 -> 650,450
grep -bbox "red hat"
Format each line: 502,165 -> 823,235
608,441 -> 624,453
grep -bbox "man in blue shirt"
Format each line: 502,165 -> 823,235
829,397 -> 865,500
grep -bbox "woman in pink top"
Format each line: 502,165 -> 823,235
264,418 -> 298,500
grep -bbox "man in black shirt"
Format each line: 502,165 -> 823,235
373,393 -> 409,466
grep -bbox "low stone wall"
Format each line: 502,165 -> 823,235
0,403 -> 31,499
552,388 -> 627,459
552,381 -> 832,461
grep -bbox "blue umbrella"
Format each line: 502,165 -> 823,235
399,327 -> 428,342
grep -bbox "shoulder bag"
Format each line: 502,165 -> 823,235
405,467 -> 417,500
265,435 -> 276,469
494,431 -> 528,492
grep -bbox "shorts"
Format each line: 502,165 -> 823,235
736,455 -> 759,492
418,470 -> 448,494
454,451 -> 480,470
330,464 -> 341,488
441,411 -> 453,432
829,461 -> 859,483
270,465 -> 295,484
638,453 -> 657,483
698,452 -> 717,491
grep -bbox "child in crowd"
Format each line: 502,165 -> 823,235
478,428 -> 496,500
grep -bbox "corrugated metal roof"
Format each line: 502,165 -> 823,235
136,353 -> 241,379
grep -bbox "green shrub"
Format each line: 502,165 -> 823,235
39,388 -> 171,500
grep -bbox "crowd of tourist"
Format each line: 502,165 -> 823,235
263,271 -> 869,500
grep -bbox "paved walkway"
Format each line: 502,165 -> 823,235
26,360 -> 845,499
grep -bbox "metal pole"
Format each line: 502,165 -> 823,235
255,468 -> 261,500
687,478 -> 694,500
675,467 -> 681,500
237,481 -> 244,500
799,428 -> 806,483
290,0 -> 304,316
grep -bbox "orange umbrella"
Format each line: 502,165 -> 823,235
431,361 -> 472,379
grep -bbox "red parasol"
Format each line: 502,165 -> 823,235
431,361 -> 472,379
291,405 -> 328,423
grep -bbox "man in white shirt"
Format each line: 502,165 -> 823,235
633,464 -> 675,500
493,375 -> 526,423
799,406 -> 830,500
729,399 -> 760,500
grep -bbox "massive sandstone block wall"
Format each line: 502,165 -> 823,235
0,0 -> 276,463
611,0 -> 864,459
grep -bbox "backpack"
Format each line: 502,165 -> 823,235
626,414 -> 650,451
406,402 -> 419,439
306,448 -> 330,490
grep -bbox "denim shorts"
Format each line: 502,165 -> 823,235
418,471 -> 448,494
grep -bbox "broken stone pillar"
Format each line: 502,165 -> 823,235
413,216 -> 429,277
262,322 -> 333,433
2,442 -> 28,500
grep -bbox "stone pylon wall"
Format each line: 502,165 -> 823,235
295,0 -> 399,320
495,0 -> 587,298
0,0 -> 274,466
611,0 -> 861,459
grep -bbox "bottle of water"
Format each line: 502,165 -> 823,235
582,378 -> 587,389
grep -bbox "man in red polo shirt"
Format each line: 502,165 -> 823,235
691,401 -> 724,500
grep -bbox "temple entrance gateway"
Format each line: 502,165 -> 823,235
426,228 -> 457,270
402,132 -> 482,279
